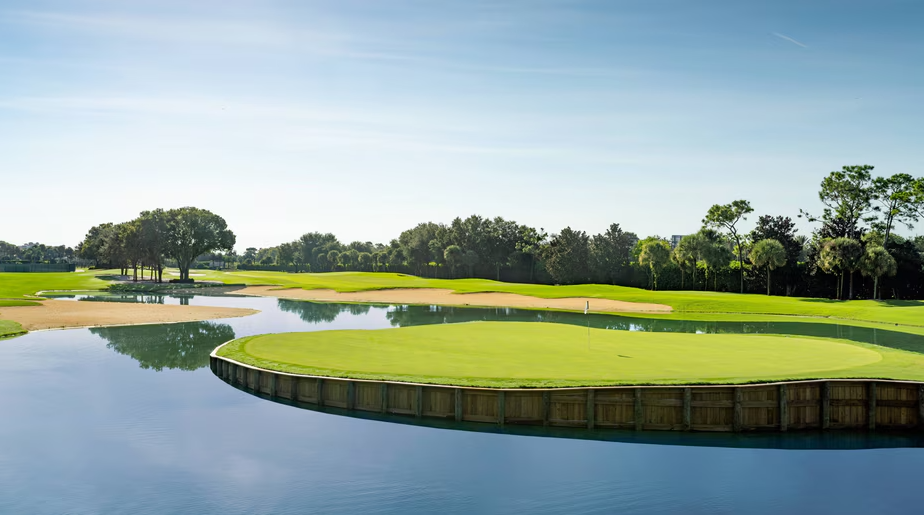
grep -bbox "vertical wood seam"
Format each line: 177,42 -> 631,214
498,391 -> 506,426
779,384 -> 788,432
317,378 -> 324,407
733,387 -> 743,432
634,388 -> 643,431
822,382 -> 830,430
868,382 -> 877,431
454,388 -> 463,421
683,387 -> 692,431
542,391 -> 551,427
586,389 -> 595,430
381,383 -> 388,413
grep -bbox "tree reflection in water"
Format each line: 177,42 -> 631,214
90,321 -> 235,371
276,299 -> 369,323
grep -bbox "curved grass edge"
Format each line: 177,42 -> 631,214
212,329 -> 924,388
0,320 -> 26,339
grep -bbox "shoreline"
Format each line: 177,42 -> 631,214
231,285 -> 673,313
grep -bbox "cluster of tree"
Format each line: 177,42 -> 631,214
0,241 -> 76,264
247,165 -> 924,300
633,165 -> 924,298
77,207 -> 235,282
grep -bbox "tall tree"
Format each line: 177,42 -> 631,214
861,246 -> 897,300
590,224 -> 638,285
749,239 -> 787,295
833,237 -> 863,300
703,200 -> 753,293
749,215 -> 801,295
277,242 -> 296,271
803,165 -> 875,239
543,227 -> 591,285
638,240 -> 671,291
443,245 -> 463,278
163,207 -> 236,281
871,173 -> 920,246
671,239 -> 695,289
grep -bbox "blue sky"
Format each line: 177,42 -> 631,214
1,0 -> 922,249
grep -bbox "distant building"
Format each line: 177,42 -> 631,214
670,235 -> 686,249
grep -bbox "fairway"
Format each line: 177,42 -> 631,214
213,321 -> 924,388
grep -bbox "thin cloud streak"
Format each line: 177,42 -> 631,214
772,32 -> 807,48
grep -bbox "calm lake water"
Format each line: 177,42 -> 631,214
2,295 -> 922,514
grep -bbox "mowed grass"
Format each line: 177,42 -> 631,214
0,270 -> 115,299
215,321 -> 924,387
0,320 -> 26,339
195,270 -> 924,327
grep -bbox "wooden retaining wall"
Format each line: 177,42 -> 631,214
209,355 -> 924,433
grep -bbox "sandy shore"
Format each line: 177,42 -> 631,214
0,300 -> 258,331
233,286 -> 672,313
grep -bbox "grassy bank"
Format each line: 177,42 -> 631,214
0,270 -> 114,299
0,320 -> 26,339
216,321 -> 924,388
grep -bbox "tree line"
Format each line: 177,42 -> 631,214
243,165 -> 924,300
0,242 -> 75,264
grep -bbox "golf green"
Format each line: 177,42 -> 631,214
214,321 -> 913,388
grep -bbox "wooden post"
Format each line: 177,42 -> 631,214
779,384 -> 788,432
498,391 -> 506,426
683,387 -> 692,431
230,364 -> 236,385
317,378 -> 324,407
586,389 -> 595,430
454,388 -> 463,421
380,383 -> 388,413
733,387 -> 743,432
270,373 -> 277,399
415,386 -> 423,418
821,382 -> 830,430
347,381 -> 356,410
542,391 -> 551,427
291,376 -> 299,402
253,370 -> 260,392
868,382 -> 877,431
919,384 -> 924,431
634,388 -> 643,431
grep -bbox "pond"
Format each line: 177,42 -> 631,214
2,294 -> 922,514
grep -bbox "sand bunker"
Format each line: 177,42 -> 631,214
233,286 -> 672,313
0,300 -> 258,331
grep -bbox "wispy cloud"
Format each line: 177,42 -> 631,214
772,32 -> 807,48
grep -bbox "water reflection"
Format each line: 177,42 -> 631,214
277,299 -> 369,323
236,386 -> 924,450
90,321 -> 235,371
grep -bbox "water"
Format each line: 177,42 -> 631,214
2,295 -> 922,514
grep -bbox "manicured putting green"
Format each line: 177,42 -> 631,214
217,321 -> 893,387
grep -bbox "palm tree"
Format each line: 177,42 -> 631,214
860,246 -> 897,300
671,241 -> 695,289
749,239 -> 787,295
639,240 -> 671,291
